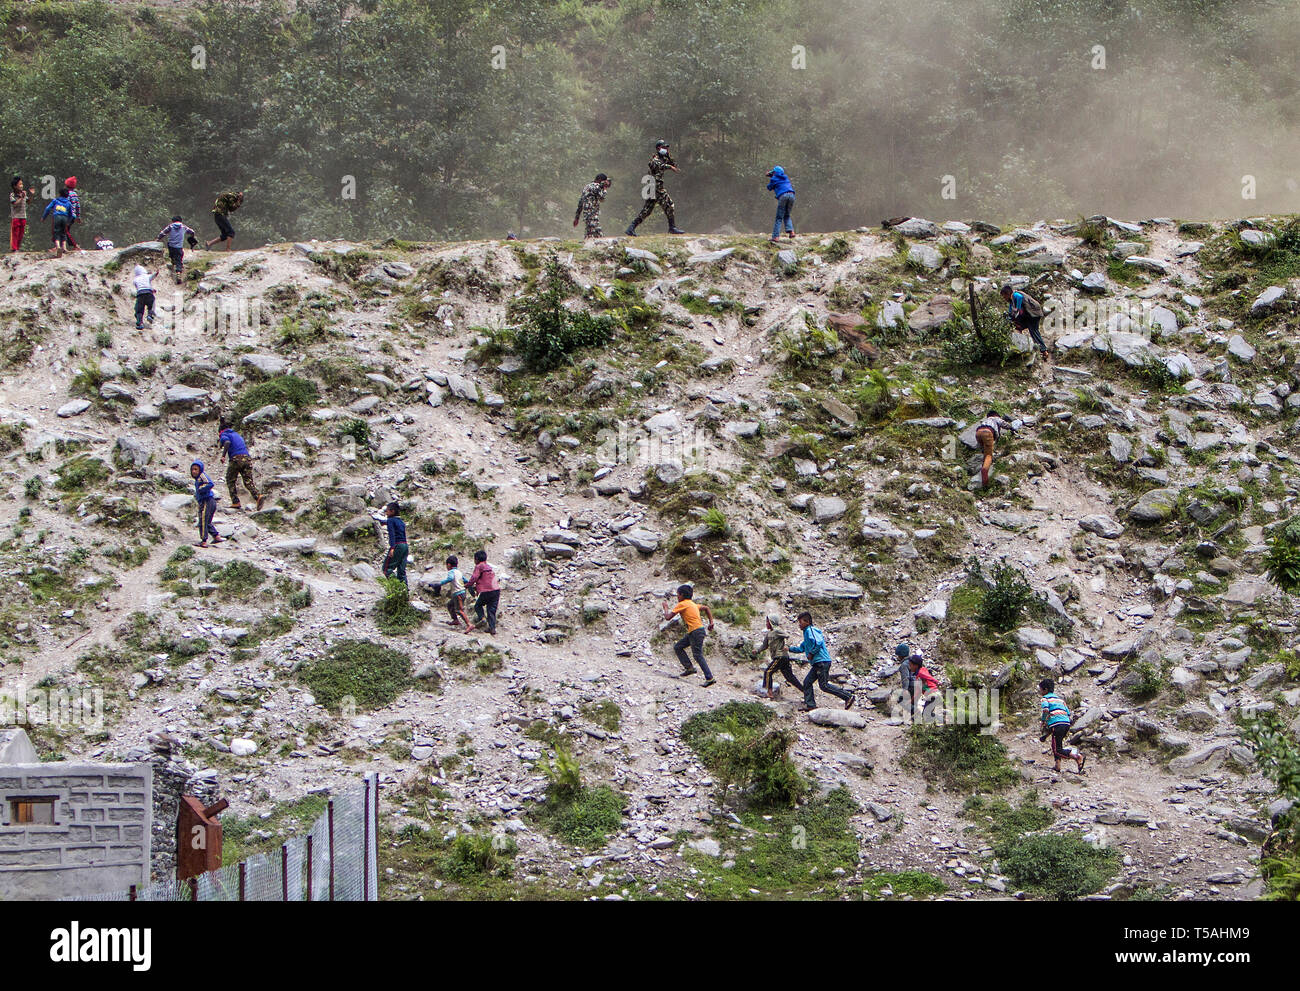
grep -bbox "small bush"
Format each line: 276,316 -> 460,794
903,723 -> 1020,792
681,701 -> 807,808
217,559 -> 267,596
967,557 -> 1035,632
231,374 -> 319,423
339,418 -> 370,447
298,639 -> 412,712
580,700 -> 621,733
702,507 -> 728,535
1264,517 -> 1300,593
375,576 -> 426,635
24,476 -> 42,500
441,832 -> 516,881
534,742 -> 626,848
54,456 -> 110,492
862,870 -> 947,898
1122,659 -> 1163,702
997,832 -> 1119,900
508,256 -> 614,371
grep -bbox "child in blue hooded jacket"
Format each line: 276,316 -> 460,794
190,460 -> 223,547
41,188 -> 74,257
765,166 -> 795,243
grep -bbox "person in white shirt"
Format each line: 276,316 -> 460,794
132,264 -> 159,329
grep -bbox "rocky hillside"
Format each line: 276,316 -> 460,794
2,213 -> 1298,901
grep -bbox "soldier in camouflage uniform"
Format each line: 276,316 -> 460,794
626,140 -> 685,236
573,173 -> 611,239
205,190 -> 244,250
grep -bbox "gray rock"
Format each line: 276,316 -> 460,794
1223,579 -> 1268,606
618,527 -> 663,553
1170,742 -> 1230,774
775,249 -> 799,273
907,296 -> 954,332
376,433 -> 409,461
1015,628 -> 1056,651
272,538 -> 317,554
57,399 -> 91,418
907,243 -> 945,271
1108,432 -> 1132,464
1250,285 -> 1287,314
1227,335 -> 1256,362
891,218 -> 938,238
241,353 -> 289,377
686,248 -> 733,266
859,516 -> 907,542
807,708 -> 866,729
810,496 -> 847,523
876,300 -> 905,329
1129,487 -> 1180,524
1079,515 -> 1124,539
132,404 -> 161,424
115,435 -> 151,468
115,241 -> 165,263
164,384 -> 209,406
242,403 -> 281,424
820,396 -> 858,427
915,599 -> 947,623
99,381 -> 133,401
804,579 -> 864,601
350,563 -> 378,581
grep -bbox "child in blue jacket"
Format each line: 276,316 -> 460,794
789,611 -> 855,711
41,188 -> 74,257
765,166 -> 795,243
190,460 -> 223,547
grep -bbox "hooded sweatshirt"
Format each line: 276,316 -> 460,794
132,265 -> 155,295
42,196 -> 72,221
192,461 -> 216,503
766,167 -> 795,199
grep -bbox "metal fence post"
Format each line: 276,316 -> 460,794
306,835 -> 313,902
189,876 -> 198,902
328,798 -> 335,902
239,861 -> 246,902
362,776 -> 371,902
282,844 -> 289,901
129,885 -> 137,902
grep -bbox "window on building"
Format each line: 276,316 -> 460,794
10,797 -> 57,825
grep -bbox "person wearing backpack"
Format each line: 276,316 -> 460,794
765,166 -> 795,244
1039,678 -> 1086,773
1001,283 -> 1050,362
41,186 -> 73,257
974,409 -> 1019,489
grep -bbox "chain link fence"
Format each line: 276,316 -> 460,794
65,774 -> 379,902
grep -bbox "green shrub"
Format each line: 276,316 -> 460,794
217,559 -> 267,596
375,576 -> 426,635
580,700 -> 621,733
903,723 -> 1020,792
231,374 -> 319,423
702,507 -> 728,535
24,476 -> 42,500
339,418 -> 370,447
1122,659 -> 1163,702
1264,517 -> 1300,593
962,791 -> 1054,846
967,557 -> 1035,632
534,743 -> 625,848
1241,712 -> 1300,900
862,870 -> 947,898
681,701 -> 807,808
54,456 -> 110,492
441,832 -> 516,881
298,639 -> 412,712
942,292 -> 1017,368
508,256 -> 613,371
996,832 -> 1119,900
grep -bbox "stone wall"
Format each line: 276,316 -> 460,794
0,762 -> 152,900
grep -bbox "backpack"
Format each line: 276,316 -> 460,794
1019,292 -> 1044,319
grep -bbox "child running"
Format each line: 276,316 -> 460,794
217,421 -> 265,511
1039,678 -> 1086,773
190,460 -> 223,547
435,555 -> 474,633
661,584 -> 715,686
907,653 -> 941,718
751,612 -> 801,699
468,549 -> 500,635
789,611 -> 855,711
158,215 -> 197,283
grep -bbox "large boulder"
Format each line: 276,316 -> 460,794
907,296 -> 953,332
1129,487 -> 1180,524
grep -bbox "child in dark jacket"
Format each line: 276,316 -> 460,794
190,460 -> 223,547
765,166 -> 795,243
382,501 -> 408,585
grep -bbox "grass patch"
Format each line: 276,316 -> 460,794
54,456 -> 109,492
532,743 -> 625,848
997,832 -> 1119,900
903,723 -> 1021,793
231,374 -> 319,423
580,700 -> 621,733
861,870 -> 947,899
962,791 -> 1054,846
374,576 -> 427,635
297,639 -> 412,713
680,701 -> 807,808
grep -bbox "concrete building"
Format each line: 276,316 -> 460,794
0,729 -> 152,900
